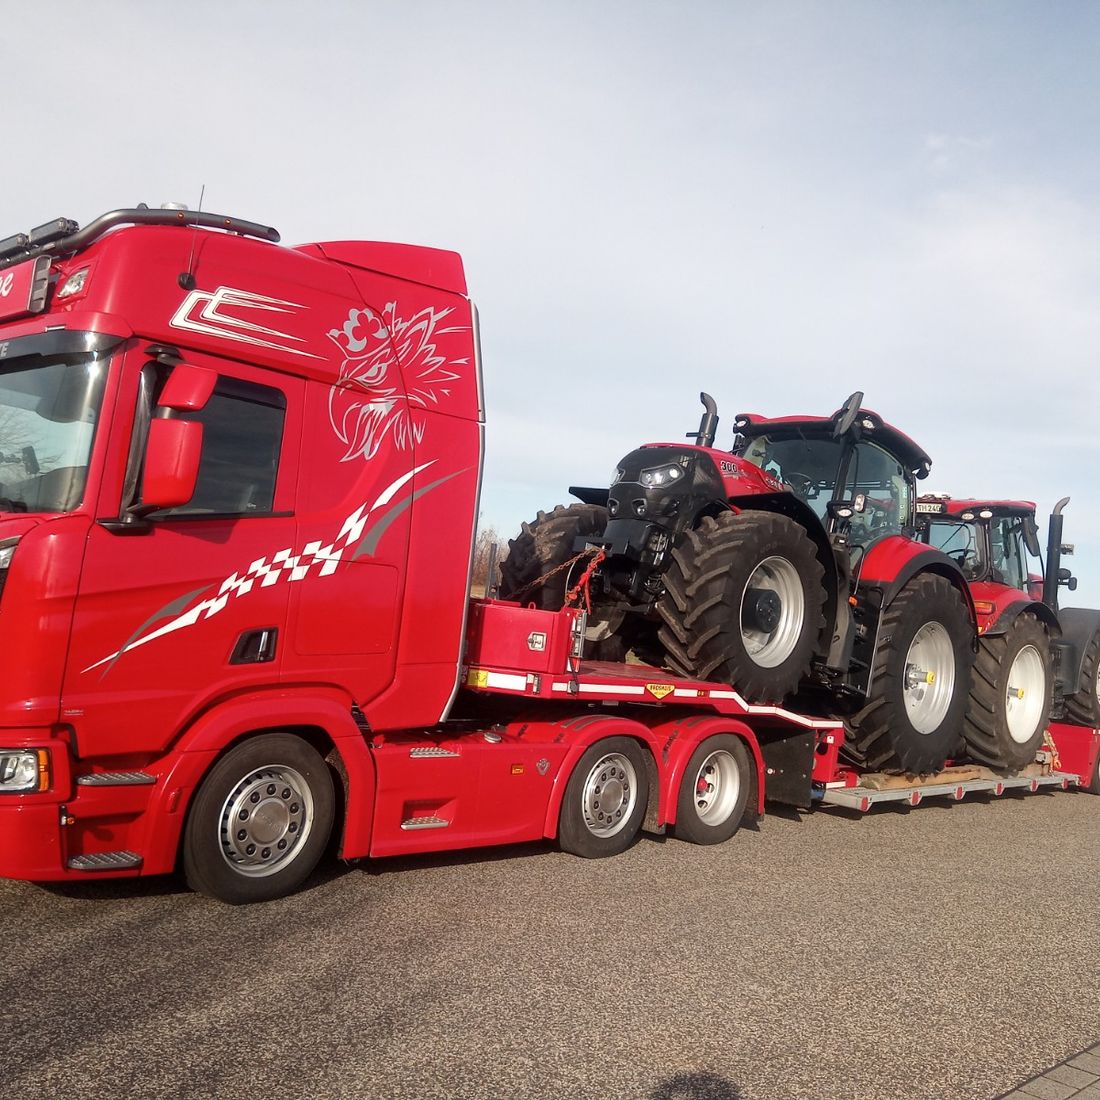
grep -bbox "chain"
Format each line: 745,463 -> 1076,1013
507,547 -> 604,604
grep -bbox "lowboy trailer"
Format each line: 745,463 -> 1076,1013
0,206 -> 1094,904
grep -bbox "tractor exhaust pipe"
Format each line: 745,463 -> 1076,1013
688,392 -> 719,449
1043,496 -> 1072,610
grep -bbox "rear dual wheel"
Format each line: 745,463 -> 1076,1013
672,735 -> 753,845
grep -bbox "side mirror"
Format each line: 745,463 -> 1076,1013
1024,516 -> 1042,558
137,419 -> 203,513
832,391 -> 864,439
1058,567 -> 1078,592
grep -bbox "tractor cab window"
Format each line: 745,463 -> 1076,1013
990,517 -> 1031,592
739,434 -> 845,521
841,442 -> 911,548
925,520 -> 985,580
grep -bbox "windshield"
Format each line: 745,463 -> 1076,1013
740,435 -> 845,521
0,353 -> 110,513
739,434 -> 911,546
925,519 -> 986,580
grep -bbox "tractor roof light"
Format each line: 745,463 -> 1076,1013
979,509 -> 994,519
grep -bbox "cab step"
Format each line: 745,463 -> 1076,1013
400,815 -> 450,830
67,851 -> 143,871
76,771 -> 156,786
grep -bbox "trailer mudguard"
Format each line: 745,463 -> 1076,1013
647,715 -> 765,824
138,686 -> 375,873
1055,607 -> 1100,687
540,715 -> 661,839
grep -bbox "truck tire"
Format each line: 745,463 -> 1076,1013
847,574 -> 974,774
558,737 -> 649,858
183,733 -> 335,904
499,503 -> 624,660
656,511 -> 825,703
1064,629 -> 1100,727
962,614 -> 1052,770
671,734 -> 753,845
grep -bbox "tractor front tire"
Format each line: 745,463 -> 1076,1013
847,574 -> 974,774
1064,629 -> 1100,727
962,614 -> 1052,770
656,511 -> 825,703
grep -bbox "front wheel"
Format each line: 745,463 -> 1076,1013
558,737 -> 649,858
963,614 -> 1052,769
183,733 -> 335,904
656,511 -> 825,703
672,735 -> 753,845
847,574 -> 974,774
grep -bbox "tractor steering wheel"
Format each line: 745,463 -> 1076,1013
783,471 -> 816,498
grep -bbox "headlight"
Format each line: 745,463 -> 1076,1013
640,463 -> 685,488
0,749 -> 49,793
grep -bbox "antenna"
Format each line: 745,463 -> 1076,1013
179,184 -> 206,291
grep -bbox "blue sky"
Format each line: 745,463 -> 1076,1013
7,0 -> 1100,602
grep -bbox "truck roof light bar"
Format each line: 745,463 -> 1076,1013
0,207 -> 281,271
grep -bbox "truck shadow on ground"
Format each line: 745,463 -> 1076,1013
646,1071 -> 743,1099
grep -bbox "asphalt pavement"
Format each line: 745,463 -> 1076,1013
2,787 -> 1098,1100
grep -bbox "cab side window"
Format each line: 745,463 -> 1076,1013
164,378 -> 286,517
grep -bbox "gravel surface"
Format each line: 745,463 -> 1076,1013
2,788 -> 1098,1100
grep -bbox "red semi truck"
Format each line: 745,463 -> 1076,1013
0,206 -> 1095,903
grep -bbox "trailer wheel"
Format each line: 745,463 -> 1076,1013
183,733 -> 335,904
962,614 -> 1052,769
672,735 -> 753,845
558,737 -> 649,858
499,503 -> 624,660
656,511 -> 824,702
847,574 -> 974,774
1065,629 -> 1100,727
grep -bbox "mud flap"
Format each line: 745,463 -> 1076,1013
758,729 -> 817,809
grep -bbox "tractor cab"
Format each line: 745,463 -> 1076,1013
732,393 -> 933,556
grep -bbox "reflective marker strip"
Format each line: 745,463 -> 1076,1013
550,683 -> 647,696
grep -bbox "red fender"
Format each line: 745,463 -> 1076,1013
649,716 -> 765,825
139,686 -> 377,874
540,715 -> 661,839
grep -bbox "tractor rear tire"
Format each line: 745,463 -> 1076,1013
962,614 -> 1052,770
499,503 -> 624,661
1064,629 -> 1100,727
655,511 -> 825,703
846,574 -> 974,774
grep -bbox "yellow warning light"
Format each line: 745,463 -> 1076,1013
511,764 -> 524,775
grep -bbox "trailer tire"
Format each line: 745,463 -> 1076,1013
656,511 -> 824,703
847,574 -> 974,774
672,735 -> 753,845
1065,629 -> 1100,728
558,737 -> 649,858
183,733 -> 335,904
962,614 -> 1052,769
499,503 -> 625,661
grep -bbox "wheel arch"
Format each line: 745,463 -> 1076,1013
1056,607 -> 1100,686
985,597 -> 1060,638
140,687 -> 377,875
540,716 -> 661,839
875,551 -> 977,627
650,715 -> 764,826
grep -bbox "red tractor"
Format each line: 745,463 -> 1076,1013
503,393 -> 978,775
916,495 -> 1100,766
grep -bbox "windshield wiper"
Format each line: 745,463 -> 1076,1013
0,497 -> 28,512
